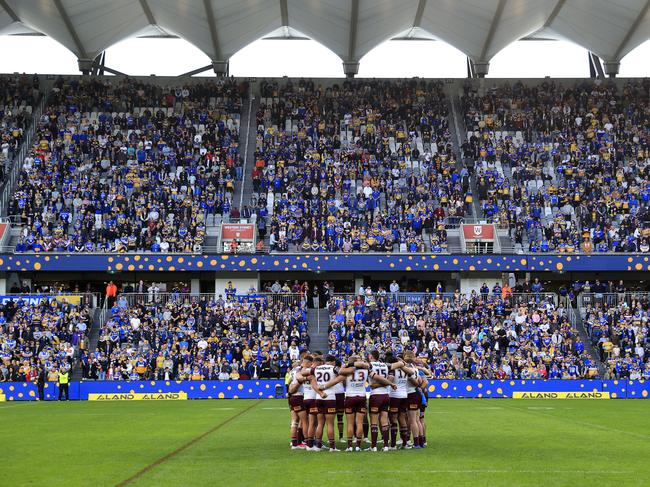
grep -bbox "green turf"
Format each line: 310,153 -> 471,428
0,399 -> 648,487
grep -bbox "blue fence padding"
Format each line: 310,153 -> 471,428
1,253 -> 649,272
1,379 -> 648,401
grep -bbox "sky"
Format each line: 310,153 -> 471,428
0,34 -> 647,78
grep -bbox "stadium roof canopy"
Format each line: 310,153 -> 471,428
0,0 -> 648,77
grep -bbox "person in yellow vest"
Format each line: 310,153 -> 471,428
58,367 -> 70,401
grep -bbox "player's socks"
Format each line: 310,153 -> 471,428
329,438 -> 336,449
423,434 -> 427,445
297,428 -> 303,444
337,415 -> 344,439
356,436 -> 362,449
291,436 -> 298,447
370,425 -> 379,448
363,419 -> 369,438
306,438 -> 313,448
417,436 -> 423,447
390,425 -> 398,448
400,428 -> 409,447
316,438 -> 322,449
348,437 -> 353,449
380,425 -> 390,446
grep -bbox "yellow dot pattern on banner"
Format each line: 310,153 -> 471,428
218,392 -> 225,399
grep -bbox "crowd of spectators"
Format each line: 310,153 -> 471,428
11,77 -> 245,253
251,79 -> 465,253
327,286 -> 598,379
580,291 -> 650,380
462,79 -> 650,253
0,74 -> 40,179
81,293 -> 310,381
0,297 -> 91,382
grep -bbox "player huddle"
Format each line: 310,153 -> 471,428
287,350 -> 429,451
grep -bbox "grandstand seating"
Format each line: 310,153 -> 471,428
82,294 -> 309,381
580,294 -> 650,380
0,74 -> 40,179
11,77 -> 243,253
462,80 -> 650,253
327,291 -> 598,379
252,79 -> 466,253
0,297 -> 91,382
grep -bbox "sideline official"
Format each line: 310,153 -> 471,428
37,366 -> 46,401
58,368 -> 70,401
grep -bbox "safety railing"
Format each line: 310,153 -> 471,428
577,292 -> 650,311
0,94 -> 46,216
327,291 -> 558,306
117,292 -> 307,308
0,291 -> 100,307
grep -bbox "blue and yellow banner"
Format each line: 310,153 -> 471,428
1,253 -> 649,272
0,379 -> 646,401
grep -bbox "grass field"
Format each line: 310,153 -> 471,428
1,399 -> 649,487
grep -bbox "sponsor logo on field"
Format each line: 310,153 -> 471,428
512,392 -> 610,399
88,392 -> 188,401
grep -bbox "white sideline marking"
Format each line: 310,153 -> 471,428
500,404 -> 650,441
262,407 -> 289,410
327,470 -> 630,475
476,406 -> 503,410
210,407 -> 235,410
527,407 -> 555,410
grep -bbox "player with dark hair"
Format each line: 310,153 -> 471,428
403,351 -> 427,448
367,349 -> 396,451
296,355 -> 321,450
311,355 -> 339,451
287,355 -> 312,449
387,354 -> 416,450
318,355 -> 370,451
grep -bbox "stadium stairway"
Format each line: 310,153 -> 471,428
307,308 -> 329,354
72,305 -> 103,381
0,88 -> 48,216
236,94 -> 260,217
570,304 -> 606,377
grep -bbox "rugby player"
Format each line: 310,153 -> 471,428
404,351 -> 428,448
293,355 -> 321,450
386,354 -> 417,450
318,355 -> 370,451
287,355 -> 312,449
367,350 -> 398,451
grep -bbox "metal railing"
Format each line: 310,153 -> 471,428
577,292 -> 650,311
0,291 -> 100,307
117,292 -> 307,308
0,94 -> 46,216
328,291 -> 558,306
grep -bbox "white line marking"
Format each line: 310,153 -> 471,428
262,407 -> 289,410
527,407 -> 555,410
209,407 -> 235,410
327,470 -> 631,475
500,404 -> 650,441
476,406 -> 503,410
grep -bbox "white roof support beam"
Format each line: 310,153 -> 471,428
138,0 -> 156,26
344,0 -> 360,77
413,0 -> 427,28
544,0 -> 566,28
280,0 -> 289,27
479,0 -> 507,61
0,0 -> 19,22
203,0 -> 223,61
203,0 -> 228,75
612,0 -> 649,61
53,0 -> 89,59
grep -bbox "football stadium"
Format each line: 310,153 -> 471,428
0,1 -> 649,486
